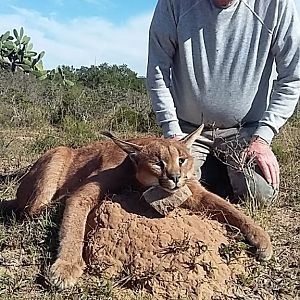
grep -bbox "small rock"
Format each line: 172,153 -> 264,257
143,185 -> 192,216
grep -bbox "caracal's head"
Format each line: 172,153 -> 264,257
102,125 -> 203,193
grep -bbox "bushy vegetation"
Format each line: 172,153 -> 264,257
0,27 -> 158,151
0,64 -> 159,150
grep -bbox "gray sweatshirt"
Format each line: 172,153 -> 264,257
147,0 -> 300,143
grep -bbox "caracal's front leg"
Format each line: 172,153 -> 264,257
184,179 -> 273,261
49,180 -> 101,289
48,162 -> 131,289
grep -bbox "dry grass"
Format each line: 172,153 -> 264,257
231,119 -> 300,300
0,117 -> 299,299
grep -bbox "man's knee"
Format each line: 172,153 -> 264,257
227,166 -> 278,204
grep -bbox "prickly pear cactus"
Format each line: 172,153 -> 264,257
0,27 -> 47,79
0,27 -> 73,86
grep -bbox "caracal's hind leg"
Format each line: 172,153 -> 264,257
16,146 -> 74,216
184,179 -> 273,261
49,179 -> 102,289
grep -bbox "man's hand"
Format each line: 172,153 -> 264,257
243,136 -> 280,189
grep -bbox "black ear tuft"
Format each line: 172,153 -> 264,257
101,131 -> 115,139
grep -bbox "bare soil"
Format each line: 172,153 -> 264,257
85,193 -> 248,300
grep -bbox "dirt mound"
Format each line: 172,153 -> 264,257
85,192 -> 247,299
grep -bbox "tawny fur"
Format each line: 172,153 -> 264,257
11,128 -> 273,289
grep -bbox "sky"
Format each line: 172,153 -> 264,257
0,0 -> 157,75
0,0 -> 300,76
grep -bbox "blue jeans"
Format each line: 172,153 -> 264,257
179,120 -> 278,205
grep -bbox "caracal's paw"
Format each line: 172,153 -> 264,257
247,226 -> 273,261
256,240 -> 273,261
49,258 -> 85,289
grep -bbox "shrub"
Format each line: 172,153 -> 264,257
108,105 -> 159,134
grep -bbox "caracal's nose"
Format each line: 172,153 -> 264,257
168,174 -> 181,185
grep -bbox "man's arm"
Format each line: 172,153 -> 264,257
254,0 -> 300,144
146,0 -> 183,138
245,0 -> 300,189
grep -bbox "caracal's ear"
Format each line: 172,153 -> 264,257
180,124 -> 204,149
101,131 -> 143,158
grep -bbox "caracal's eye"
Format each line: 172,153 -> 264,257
178,157 -> 186,166
154,160 -> 165,170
